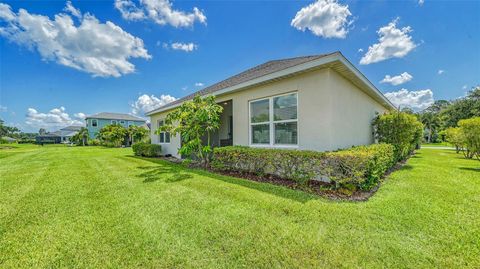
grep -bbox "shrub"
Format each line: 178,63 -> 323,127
212,144 -> 395,191
132,142 -> 162,157
445,127 -> 465,153
373,111 -> 423,161
458,117 -> 480,160
97,124 -> 128,147
87,139 -> 101,146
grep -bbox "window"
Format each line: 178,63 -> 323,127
249,92 -> 298,146
120,121 -> 125,124
157,120 -> 170,143
92,119 -> 97,127
111,120 -> 117,125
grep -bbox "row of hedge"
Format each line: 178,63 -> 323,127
132,142 -> 162,157
212,144 -> 395,191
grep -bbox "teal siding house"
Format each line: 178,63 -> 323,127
85,112 -> 147,139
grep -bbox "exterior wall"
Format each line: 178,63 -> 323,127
149,114 -> 182,157
150,67 -> 389,157
86,118 -> 145,138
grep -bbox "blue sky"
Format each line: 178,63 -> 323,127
0,0 -> 479,132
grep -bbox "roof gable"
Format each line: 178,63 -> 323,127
86,112 -> 146,122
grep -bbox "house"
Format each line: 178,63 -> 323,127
85,112 -> 147,139
35,125 -> 83,144
146,52 -> 395,158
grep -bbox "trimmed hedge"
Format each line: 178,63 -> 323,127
212,144 -> 395,190
132,142 -> 162,157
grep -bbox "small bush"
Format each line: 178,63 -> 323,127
87,139 -> 101,146
132,142 -> 162,157
458,117 -> 480,160
373,111 -> 423,161
212,144 -> 395,191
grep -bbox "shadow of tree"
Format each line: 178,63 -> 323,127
399,164 -> 414,171
136,164 -> 192,183
459,167 -> 480,173
131,156 -> 320,203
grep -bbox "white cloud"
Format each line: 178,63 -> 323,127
0,2 -> 151,77
170,42 -> 197,52
0,105 -> 7,112
0,3 -> 15,21
131,94 -> 177,115
360,18 -> 417,65
291,0 -> 353,39
358,48 -> 363,53
64,1 -> 81,19
74,112 -> 86,119
418,0 -> 425,6
385,89 -> 434,111
25,106 -> 85,129
380,72 -> 413,86
438,69 -> 445,75
115,0 -> 206,28
195,82 -> 204,87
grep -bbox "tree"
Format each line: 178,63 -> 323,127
420,112 -> 440,143
72,127 -> 89,146
128,125 -> 148,145
39,128 -> 47,135
458,117 -> 480,160
0,119 -> 20,137
445,127 -> 464,153
440,86 -> 480,128
97,124 -> 128,147
158,95 -> 223,166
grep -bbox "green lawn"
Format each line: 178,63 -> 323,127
1,144 -> 479,268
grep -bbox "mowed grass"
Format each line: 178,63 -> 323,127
0,144 -> 479,268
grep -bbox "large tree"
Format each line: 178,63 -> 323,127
97,124 -> 128,147
128,125 -> 148,145
420,112 -> 440,143
158,95 -> 223,166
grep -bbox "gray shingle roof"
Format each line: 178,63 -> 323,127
60,126 -> 83,131
148,53 -> 336,114
86,112 -> 146,122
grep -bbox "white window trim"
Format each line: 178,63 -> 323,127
157,120 -> 171,144
249,91 -> 298,148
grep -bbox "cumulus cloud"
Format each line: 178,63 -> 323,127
25,106 -> 85,128
74,112 -> 86,119
385,89 -> 434,111
170,42 -> 198,52
131,94 -> 177,115
360,18 -> 417,65
380,72 -> 413,86
418,0 -> 425,6
115,0 -> 206,28
195,82 -> 204,87
438,69 -> 445,75
0,2 -> 151,77
291,0 -> 353,39
64,1 -> 81,18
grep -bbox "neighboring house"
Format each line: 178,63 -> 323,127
36,125 -> 83,144
1,136 -> 17,143
146,52 -> 395,158
85,112 -> 147,139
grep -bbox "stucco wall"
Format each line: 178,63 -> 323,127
149,115 -> 182,157
150,67 -> 388,157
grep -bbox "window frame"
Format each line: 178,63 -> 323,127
157,120 -> 171,144
111,120 -> 117,125
249,92 -> 298,148
92,119 -> 97,127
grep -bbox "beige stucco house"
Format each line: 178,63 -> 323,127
146,52 -> 395,158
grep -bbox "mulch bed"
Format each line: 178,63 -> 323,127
157,154 -> 411,202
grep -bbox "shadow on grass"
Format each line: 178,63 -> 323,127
459,167 -> 480,173
399,164 -> 414,171
132,156 -> 319,203
135,163 -> 192,183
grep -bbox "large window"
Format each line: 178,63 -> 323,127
249,92 -> 298,146
157,120 -> 170,144
92,119 -> 97,127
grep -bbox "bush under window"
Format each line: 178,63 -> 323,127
212,144 -> 395,191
